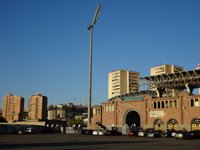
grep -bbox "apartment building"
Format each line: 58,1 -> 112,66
2,93 -> 24,122
150,64 -> 183,76
108,69 -> 140,99
28,93 -> 48,121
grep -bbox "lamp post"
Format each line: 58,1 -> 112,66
87,4 -> 102,129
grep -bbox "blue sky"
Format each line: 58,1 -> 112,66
0,0 -> 200,108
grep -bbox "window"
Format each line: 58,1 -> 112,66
161,101 -> 165,108
165,101 -> 169,108
195,99 -> 199,107
153,102 -> 157,109
190,99 -> 194,107
174,100 -> 177,108
158,101 -> 160,109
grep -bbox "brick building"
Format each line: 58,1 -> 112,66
28,93 -> 48,121
91,66 -> 200,131
92,91 -> 200,131
2,93 -> 24,122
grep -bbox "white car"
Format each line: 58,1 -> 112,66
92,130 -> 98,135
138,130 -> 145,137
92,130 -> 105,135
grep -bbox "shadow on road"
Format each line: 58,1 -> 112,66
0,140 -> 152,149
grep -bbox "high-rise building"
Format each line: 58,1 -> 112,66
28,93 -> 48,121
2,93 -> 24,122
108,69 -> 140,99
150,64 -> 183,76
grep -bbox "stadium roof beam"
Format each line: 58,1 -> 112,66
140,69 -> 200,97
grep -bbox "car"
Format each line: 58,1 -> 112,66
174,130 -> 189,139
92,130 -> 105,135
128,130 -> 138,137
78,129 -> 94,135
18,128 -> 37,134
105,130 -> 122,136
161,129 -> 177,138
147,130 -> 162,138
188,130 -> 200,139
92,130 -> 98,135
98,130 -> 105,135
138,130 -> 146,137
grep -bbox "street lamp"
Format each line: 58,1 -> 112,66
87,4 -> 102,129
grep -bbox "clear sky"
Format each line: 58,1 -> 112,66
0,0 -> 200,108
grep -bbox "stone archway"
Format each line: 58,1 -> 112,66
125,110 -> 141,127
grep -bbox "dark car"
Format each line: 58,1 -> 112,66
78,129 -> 94,135
105,130 -> 122,136
128,130 -> 138,137
18,128 -> 38,134
161,129 -> 177,138
128,127 -> 140,137
146,130 -> 162,138
188,130 -> 200,139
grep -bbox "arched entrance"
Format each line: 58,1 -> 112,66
191,118 -> 200,130
167,119 -> 178,130
125,111 -> 140,127
154,119 -> 164,130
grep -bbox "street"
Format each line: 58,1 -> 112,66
0,134 -> 200,150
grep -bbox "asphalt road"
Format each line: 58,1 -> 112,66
0,134 -> 200,150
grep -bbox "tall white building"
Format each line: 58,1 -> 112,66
108,69 -> 140,99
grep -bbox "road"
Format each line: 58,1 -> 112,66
0,134 -> 200,150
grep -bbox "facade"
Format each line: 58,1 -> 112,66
2,93 -> 24,122
150,65 -> 183,76
91,92 -> 200,131
48,104 -> 66,120
108,70 -> 140,99
48,103 -> 88,121
91,65 -> 200,132
28,93 -> 48,121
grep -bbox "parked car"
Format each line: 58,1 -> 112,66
78,129 -> 94,135
128,130 -> 138,137
98,130 -> 105,135
188,130 -> 200,139
146,130 -> 162,138
128,127 -> 139,137
161,129 -> 177,138
105,130 -> 122,136
138,130 -> 146,137
18,128 -> 37,134
92,130 -> 105,136
174,130 -> 189,139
